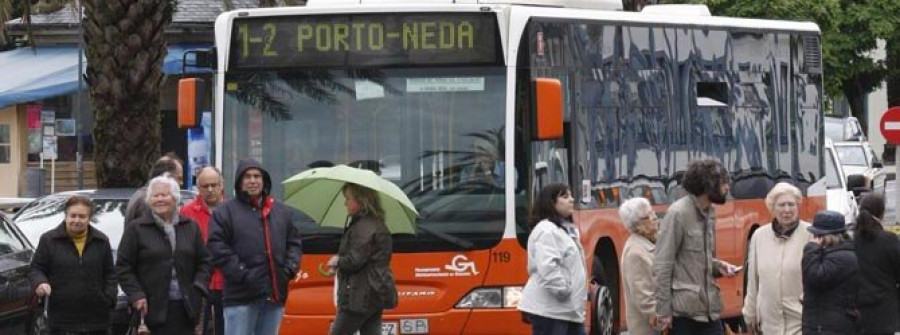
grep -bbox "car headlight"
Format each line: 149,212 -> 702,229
455,286 -> 523,309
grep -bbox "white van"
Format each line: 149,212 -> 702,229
825,138 -> 866,224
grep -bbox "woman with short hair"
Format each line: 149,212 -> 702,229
743,182 -> 811,335
117,175 -> 211,334
619,197 -> 659,335
30,195 -> 117,335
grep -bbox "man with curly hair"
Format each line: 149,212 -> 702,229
652,159 -> 741,335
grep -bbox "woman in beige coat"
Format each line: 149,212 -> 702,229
620,197 -> 659,335
742,182 -> 811,335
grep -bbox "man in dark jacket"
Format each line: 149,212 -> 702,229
30,197 -> 117,334
208,159 -> 303,335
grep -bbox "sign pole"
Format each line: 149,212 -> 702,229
51,158 -> 56,194
895,162 -> 900,224
879,106 -> 900,224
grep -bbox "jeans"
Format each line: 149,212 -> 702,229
525,313 -> 586,335
670,317 -> 724,335
224,300 -> 285,335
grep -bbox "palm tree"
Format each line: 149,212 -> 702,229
1,0 -> 304,187
82,0 -> 178,186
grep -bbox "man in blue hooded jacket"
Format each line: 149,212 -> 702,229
208,159 -> 303,335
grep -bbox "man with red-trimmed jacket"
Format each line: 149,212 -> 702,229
208,159 -> 303,335
181,166 -> 227,335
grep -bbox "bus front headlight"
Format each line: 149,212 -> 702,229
455,286 -> 524,309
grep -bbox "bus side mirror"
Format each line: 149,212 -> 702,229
178,78 -> 206,129
533,78 -> 563,140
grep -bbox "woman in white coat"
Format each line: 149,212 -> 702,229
742,182 -> 811,335
518,183 -> 587,335
619,197 -> 659,335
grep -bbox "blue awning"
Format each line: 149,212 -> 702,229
0,43 -> 213,108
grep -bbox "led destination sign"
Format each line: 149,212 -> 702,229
229,13 -> 500,69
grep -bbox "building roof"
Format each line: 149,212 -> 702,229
6,0 -> 259,27
174,0 -> 259,24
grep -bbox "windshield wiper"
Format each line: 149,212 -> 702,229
416,224 -> 474,250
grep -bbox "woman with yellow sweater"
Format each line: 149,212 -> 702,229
30,195 -> 117,335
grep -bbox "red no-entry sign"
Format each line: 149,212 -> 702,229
880,107 -> 900,144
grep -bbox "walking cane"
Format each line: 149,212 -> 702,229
137,314 -> 151,335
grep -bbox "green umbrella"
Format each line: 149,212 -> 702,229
282,164 -> 418,234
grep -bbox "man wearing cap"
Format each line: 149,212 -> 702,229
653,159 -> 741,335
801,210 -> 859,334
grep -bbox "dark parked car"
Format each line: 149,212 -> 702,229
0,210 -> 35,333
12,188 -> 196,334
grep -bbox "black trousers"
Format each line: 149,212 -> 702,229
148,300 -> 194,335
670,317 -> 724,335
330,308 -> 383,335
203,290 -> 224,335
525,313 -> 585,335
51,331 -> 107,335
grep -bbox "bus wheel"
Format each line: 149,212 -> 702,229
591,284 -> 614,335
590,254 -> 617,335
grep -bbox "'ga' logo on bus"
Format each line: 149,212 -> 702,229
445,254 -> 478,275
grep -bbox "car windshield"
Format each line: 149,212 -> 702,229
836,145 -> 867,166
0,218 -> 27,254
824,121 -> 843,141
14,197 -> 128,251
13,192 -> 195,256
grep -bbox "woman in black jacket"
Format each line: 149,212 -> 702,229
30,195 -> 117,335
802,210 -> 860,335
117,176 -> 211,334
328,182 -> 398,335
853,193 -> 900,335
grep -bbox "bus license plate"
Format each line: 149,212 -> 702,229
400,319 -> 429,334
381,322 -> 398,335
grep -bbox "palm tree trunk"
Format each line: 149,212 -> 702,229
83,0 -> 175,187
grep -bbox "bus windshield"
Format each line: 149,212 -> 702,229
222,67 -> 507,253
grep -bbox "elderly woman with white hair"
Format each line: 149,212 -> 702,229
117,175 -> 211,334
619,197 -> 660,335
742,182 -> 811,335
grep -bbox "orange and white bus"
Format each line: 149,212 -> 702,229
178,0 -> 825,333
